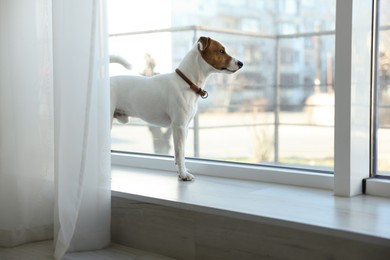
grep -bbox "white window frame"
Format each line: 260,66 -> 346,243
111,0 -> 390,198
334,0 -> 372,196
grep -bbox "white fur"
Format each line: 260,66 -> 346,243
110,39 -> 242,181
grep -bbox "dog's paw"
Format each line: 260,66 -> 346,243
178,172 -> 195,181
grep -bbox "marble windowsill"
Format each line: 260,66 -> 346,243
111,165 -> 390,246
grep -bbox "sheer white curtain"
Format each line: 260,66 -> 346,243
0,0 -> 55,247
0,0 -> 111,259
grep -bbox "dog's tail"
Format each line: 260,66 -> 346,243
109,55 -> 131,70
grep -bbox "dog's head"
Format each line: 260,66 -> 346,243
197,36 -> 243,73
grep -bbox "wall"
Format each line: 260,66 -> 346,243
111,196 -> 390,260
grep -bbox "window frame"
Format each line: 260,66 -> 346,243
112,151 -> 334,190
110,0 -> 390,198
371,0 -> 390,178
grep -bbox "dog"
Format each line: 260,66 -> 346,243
110,36 -> 243,181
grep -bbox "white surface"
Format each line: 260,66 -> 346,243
112,152 -> 334,190
366,178 -> 390,198
112,166 -> 390,246
334,0 -> 372,196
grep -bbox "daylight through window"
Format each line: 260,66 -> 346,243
109,0 -> 336,172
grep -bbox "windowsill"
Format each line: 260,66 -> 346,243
111,165 -> 390,246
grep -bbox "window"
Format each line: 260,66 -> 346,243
108,0 -> 389,197
109,0 -> 336,173
376,0 -> 390,176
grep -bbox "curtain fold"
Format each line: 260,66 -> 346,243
53,0 -> 111,258
0,0 -> 111,259
0,0 -> 55,247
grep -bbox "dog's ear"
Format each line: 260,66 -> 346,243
197,36 -> 211,52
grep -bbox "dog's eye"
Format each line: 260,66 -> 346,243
219,49 -> 225,54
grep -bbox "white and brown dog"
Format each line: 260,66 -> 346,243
110,36 -> 243,181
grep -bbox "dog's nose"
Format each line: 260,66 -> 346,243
237,60 -> 243,68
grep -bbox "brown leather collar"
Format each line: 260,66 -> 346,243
175,68 -> 208,99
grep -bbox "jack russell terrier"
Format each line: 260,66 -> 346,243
110,36 -> 243,181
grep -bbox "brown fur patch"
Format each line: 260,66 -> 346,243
198,37 -> 232,70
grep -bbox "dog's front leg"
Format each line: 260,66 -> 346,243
172,126 -> 194,181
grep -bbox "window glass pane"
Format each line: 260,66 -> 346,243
377,0 -> 390,176
109,0 -> 335,172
